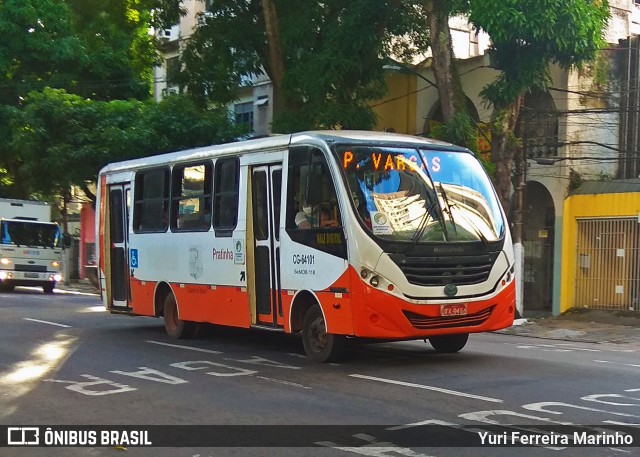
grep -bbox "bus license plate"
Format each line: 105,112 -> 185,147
24,273 -> 39,279
441,304 -> 467,316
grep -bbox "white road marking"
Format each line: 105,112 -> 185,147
522,401 -> 640,417
286,353 -> 307,358
552,344 -> 600,352
505,342 -> 635,353
23,318 -> 71,328
147,340 -> 222,354
255,376 -> 311,389
594,360 -> 640,368
349,374 -> 503,403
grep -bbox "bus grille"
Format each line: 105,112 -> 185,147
388,252 -> 498,286
403,306 -> 494,330
15,264 -> 47,273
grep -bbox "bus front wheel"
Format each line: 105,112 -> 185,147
302,304 -> 345,363
163,293 -> 199,339
429,333 -> 469,353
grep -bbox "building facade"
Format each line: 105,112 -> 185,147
153,0 -> 274,136
154,1 -> 640,316
373,0 -> 640,316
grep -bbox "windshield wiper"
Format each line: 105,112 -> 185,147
438,183 -> 457,235
411,201 -> 437,243
437,186 -> 489,244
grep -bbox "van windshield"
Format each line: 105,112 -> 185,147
335,145 -> 504,243
1,220 -> 62,248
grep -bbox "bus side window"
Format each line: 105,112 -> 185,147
213,158 -> 239,236
286,147 -> 341,230
171,162 -> 212,232
133,168 -> 170,232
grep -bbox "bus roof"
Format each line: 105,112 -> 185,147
98,130 -> 469,175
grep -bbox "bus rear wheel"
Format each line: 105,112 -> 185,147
302,304 -> 345,363
429,333 -> 469,353
163,293 -> 199,339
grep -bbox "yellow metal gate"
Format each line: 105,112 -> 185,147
575,217 -> 640,311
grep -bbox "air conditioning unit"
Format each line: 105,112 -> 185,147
161,86 -> 179,97
156,25 -> 179,42
197,11 -> 214,27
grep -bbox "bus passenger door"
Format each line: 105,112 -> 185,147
108,184 -> 131,309
251,165 -> 283,327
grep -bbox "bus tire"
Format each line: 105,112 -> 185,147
43,283 -> 55,294
429,333 -> 469,353
163,293 -> 199,339
302,304 -> 345,363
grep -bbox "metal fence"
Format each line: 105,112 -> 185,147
575,217 -> 640,311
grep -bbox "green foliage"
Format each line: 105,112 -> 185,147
0,0 -> 226,201
0,0 -> 85,105
0,88 -> 239,199
468,0 -> 611,108
65,0 -> 157,100
179,0 -> 429,131
0,0 -> 158,104
430,112 -> 477,151
429,112 -> 495,174
568,168 -> 583,191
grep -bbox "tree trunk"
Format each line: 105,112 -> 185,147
425,0 -> 467,123
261,0 -> 285,122
490,95 -> 524,212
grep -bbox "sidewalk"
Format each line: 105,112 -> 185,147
498,308 -> 640,345
56,279 -> 100,295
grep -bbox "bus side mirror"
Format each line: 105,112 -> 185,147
63,234 -> 73,248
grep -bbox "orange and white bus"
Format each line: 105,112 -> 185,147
96,130 -> 515,362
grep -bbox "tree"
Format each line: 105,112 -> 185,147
467,0 -> 610,209
0,0 -> 161,104
0,0 -> 227,201
178,0 -> 429,131
0,0 -> 85,106
65,0 -> 158,100
7,88 -> 239,201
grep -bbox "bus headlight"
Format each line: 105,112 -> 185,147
501,265 -> 515,286
50,261 -> 61,268
369,275 -> 380,287
0,258 -> 11,265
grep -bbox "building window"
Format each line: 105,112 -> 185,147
133,168 -> 170,232
166,56 -> 180,87
171,162 -> 212,231
213,158 -> 240,235
234,102 -> 254,131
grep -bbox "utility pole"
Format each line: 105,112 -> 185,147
513,146 -> 525,318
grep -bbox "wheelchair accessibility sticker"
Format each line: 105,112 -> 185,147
130,249 -> 139,268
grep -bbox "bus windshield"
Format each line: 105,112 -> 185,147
1,220 -> 62,248
337,145 -> 504,243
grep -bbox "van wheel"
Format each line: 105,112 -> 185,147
43,283 -> 55,294
429,333 -> 469,353
302,304 -> 345,363
163,293 -> 199,339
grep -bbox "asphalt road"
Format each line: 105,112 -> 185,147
0,288 -> 638,457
